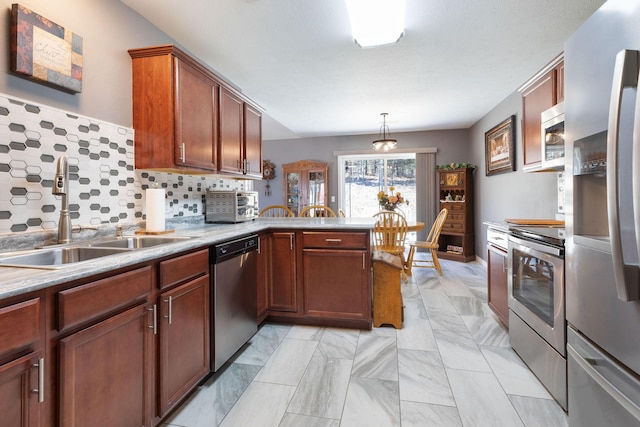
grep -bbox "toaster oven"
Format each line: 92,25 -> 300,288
205,191 -> 259,223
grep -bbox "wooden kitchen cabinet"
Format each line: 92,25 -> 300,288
129,45 -> 218,172
488,244 -> 509,327
521,55 -> 564,170
0,297 -> 44,427
268,231 -> 298,313
218,88 -> 263,178
244,103 -> 263,177
218,87 -> 244,175
58,303 -> 152,427
157,275 -> 210,418
129,45 -> 262,177
256,232 -> 271,323
56,266 -> 153,427
282,160 -> 328,216
0,351 -> 44,427
301,232 -> 371,329
437,167 -> 475,262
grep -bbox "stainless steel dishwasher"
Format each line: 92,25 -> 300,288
211,234 -> 258,371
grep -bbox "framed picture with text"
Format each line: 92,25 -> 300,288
10,4 -> 83,93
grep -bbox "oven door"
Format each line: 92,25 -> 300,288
508,234 -> 566,356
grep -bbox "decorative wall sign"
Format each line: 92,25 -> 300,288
10,4 -> 83,93
485,115 -> 516,176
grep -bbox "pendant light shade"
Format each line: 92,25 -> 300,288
372,113 -> 397,151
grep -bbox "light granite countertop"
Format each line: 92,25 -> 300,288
0,217 -> 376,300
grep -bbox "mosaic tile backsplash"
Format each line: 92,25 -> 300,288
0,92 -> 252,236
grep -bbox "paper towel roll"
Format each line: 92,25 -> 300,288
146,188 -> 166,232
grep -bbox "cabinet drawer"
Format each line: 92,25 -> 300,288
58,266 -> 152,332
302,232 -> 367,249
441,202 -> 465,212
449,212 -> 465,222
159,249 -> 209,289
443,222 -> 465,232
0,298 -> 40,358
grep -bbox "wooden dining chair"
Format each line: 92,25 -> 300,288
406,208 -> 448,276
259,205 -> 294,217
372,210 -> 409,282
299,205 -> 336,217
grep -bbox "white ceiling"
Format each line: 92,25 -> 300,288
120,0 -> 606,141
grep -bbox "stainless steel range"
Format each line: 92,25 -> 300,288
508,226 -> 567,410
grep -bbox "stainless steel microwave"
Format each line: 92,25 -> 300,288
205,191 -> 259,223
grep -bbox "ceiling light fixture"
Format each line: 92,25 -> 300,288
372,113 -> 397,151
345,0 -> 406,48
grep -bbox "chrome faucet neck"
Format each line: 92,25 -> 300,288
53,156 -> 72,244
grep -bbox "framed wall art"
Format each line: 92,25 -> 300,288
10,4 -> 83,93
485,115 -> 516,176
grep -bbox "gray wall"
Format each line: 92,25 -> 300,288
468,91 -> 559,259
257,129 -> 471,212
0,0 -> 172,127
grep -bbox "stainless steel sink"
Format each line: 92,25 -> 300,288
85,236 -> 192,249
0,247 -> 132,269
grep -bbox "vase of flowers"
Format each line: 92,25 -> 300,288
377,187 -> 408,211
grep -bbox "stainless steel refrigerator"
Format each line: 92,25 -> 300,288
565,0 -> 640,425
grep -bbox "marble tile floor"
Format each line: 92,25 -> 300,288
161,257 -> 568,427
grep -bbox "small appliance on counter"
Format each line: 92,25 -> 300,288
205,190 -> 259,223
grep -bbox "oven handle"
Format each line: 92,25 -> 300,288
608,49 -> 640,301
508,234 -> 562,257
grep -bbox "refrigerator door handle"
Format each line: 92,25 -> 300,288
607,49 -> 640,301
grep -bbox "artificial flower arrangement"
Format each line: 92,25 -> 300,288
377,186 -> 408,211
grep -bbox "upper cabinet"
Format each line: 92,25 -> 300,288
129,45 -> 262,177
218,88 -> 263,178
520,54 -> 564,172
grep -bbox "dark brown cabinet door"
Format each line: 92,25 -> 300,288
257,233 -> 271,322
0,352 -> 42,427
59,304 -> 152,427
487,245 -> 509,327
175,58 -> 217,170
522,69 -> 554,168
244,104 -> 262,178
158,275 -> 210,417
218,87 -> 244,175
302,248 -> 370,324
269,232 -> 297,312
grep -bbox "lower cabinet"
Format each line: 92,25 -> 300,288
256,232 -> 270,322
0,351 -> 43,427
268,232 -> 298,313
487,244 -> 509,327
51,248 -> 210,427
0,296 -> 43,427
58,303 -> 152,427
157,275 -> 210,417
265,230 -> 372,329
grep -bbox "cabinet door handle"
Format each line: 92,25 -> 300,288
179,143 -> 186,163
148,304 -> 157,334
325,238 -> 342,243
31,357 -> 44,403
362,253 -> 365,270
163,296 -> 173,325
289,234 -> 294,251
257,236 -> 261,254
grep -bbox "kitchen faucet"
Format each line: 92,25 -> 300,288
52,156 -> 72,244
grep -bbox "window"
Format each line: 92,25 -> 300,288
339,154 -> 416,221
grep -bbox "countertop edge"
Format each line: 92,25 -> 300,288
0,218 -> 376,300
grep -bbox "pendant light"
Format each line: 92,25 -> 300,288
372,113 -> 397,151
